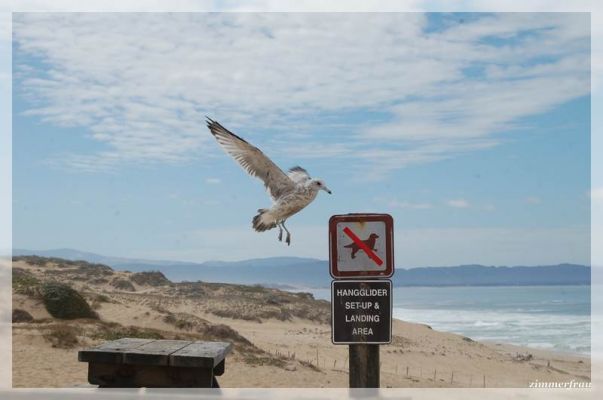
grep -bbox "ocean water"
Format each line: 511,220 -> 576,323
305,285 -> 591,355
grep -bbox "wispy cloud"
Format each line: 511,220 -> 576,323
205,178 -> 221,184
447,199 -> 470,208
388,200 -> 432,209
13,13 -> 589,175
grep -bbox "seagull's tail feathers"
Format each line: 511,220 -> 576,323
253,208 -> 278,232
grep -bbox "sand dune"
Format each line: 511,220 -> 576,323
11,257 -> 590,388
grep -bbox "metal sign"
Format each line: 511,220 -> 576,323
331,280 -> 392,344
329,213 -> 394,278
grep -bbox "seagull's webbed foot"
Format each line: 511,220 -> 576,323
277,223 -> 283,242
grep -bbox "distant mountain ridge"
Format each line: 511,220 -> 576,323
13,248 -> 590,288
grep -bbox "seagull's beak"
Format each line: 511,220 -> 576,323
323,187 -> 332,194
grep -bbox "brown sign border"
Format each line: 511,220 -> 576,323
329,213 -> 394,279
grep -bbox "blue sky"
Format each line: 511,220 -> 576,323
11,12 -> 591,266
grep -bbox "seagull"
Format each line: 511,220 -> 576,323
206,117 -> 331,245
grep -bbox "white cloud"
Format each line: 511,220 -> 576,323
388,200 -> 432,210
205,178 -> 221,184
447,199 -> 470,208
12,13 -> 590,175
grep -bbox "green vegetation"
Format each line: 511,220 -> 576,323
201,323 -> 253,346
87,293 -> 111,310
110,278 -> 136,291
298,359 -> 321,372
232,284 -> 267,293
210,301 -> 328,324
162,314 -> 195,331
13,255 -> 113,274
130,271 -> 170,286
12,268 -> 40,296
211,308 -> 261,322
94,294 -> 111,303
243,353 -> 287,368
12,309 -> 34,323
259,308 -> 292,321
43,323 -> 82,348
91,322 -> 165,341
40,283 -> 98,320
291,304 -> 329,323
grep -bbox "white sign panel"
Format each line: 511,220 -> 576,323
329,214 -> 394,278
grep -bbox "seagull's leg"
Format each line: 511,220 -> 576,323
282,220 -> 291,246
277,222 -> 283,242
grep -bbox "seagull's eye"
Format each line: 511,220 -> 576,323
317,182 -> 322,186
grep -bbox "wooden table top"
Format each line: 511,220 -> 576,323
78,338 -> 232,368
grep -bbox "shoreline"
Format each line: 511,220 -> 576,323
11,258 -> 591,388
302,285 -> 590,357
481,340 -> 590,359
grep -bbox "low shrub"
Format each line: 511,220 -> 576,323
110,278 -> 136,292
40,283 -> 98,320
12,269 -> 40,296
130,271 -> 170,286
92,322 -> 164,341
43,324 -> 81,348
12,309 -> 34,323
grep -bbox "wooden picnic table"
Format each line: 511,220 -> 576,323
78,338 -> 232,388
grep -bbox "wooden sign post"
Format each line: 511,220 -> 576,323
329,213 -> 395,388
349,344 -> 379,388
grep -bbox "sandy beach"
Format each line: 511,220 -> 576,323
11,257 -> 590,388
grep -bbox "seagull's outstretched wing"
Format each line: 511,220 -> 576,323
288,166 -> 311,184
207,118 -> 295,200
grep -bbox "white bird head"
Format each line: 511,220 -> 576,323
310,179 -> 332,194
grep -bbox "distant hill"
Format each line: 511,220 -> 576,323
12,248 -> 196,268
13,248 -> 590,288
